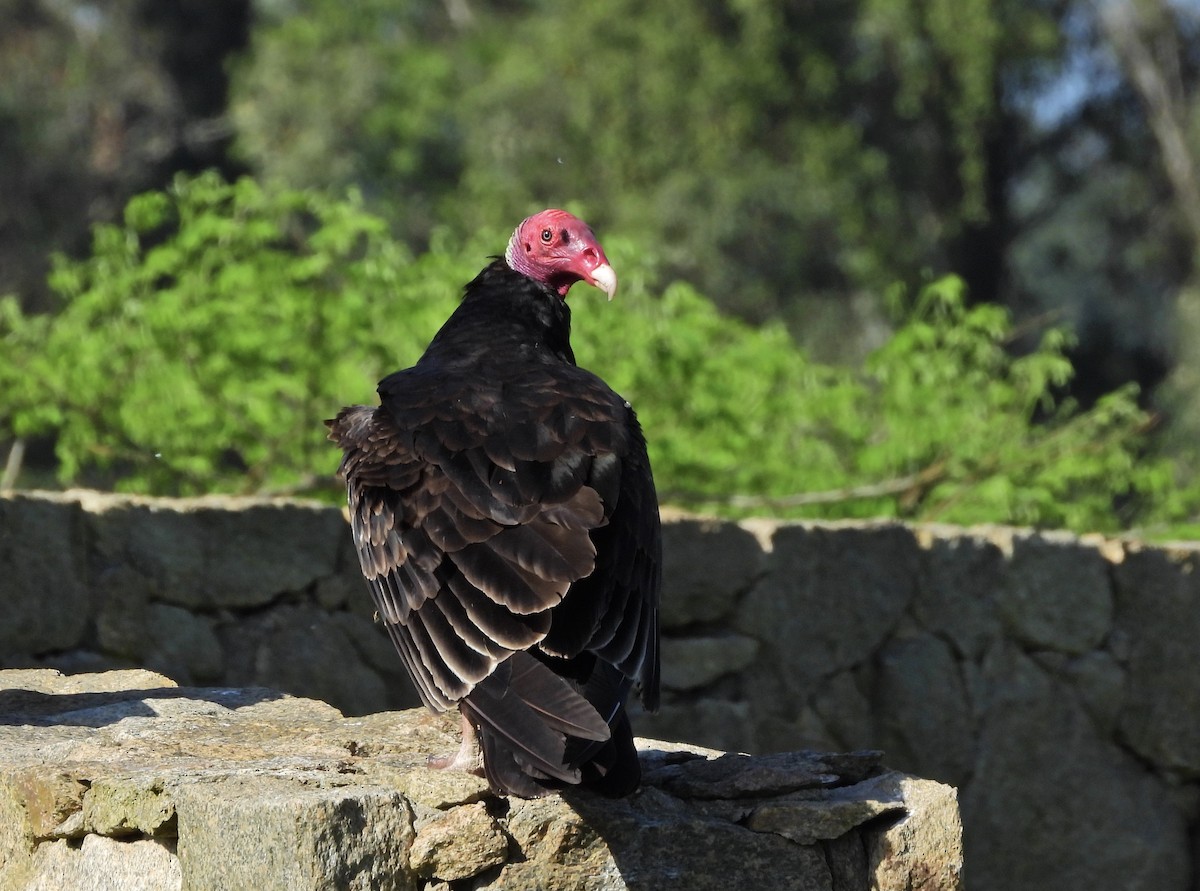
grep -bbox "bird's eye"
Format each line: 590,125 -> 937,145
541,228 -> 553,243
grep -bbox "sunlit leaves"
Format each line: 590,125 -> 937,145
0,177 -> 1179,532
3,173 -> 425,493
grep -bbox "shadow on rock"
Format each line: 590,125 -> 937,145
0,669 -> 284,727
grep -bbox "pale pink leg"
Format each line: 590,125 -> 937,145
427,714 -> 484,775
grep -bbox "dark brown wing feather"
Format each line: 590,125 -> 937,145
328,363 -> 660,725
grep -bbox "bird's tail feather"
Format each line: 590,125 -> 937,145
507,654 -> 612,740
576,708 -> 641,798
564,661 -> 642,798
461,651 -> 611,797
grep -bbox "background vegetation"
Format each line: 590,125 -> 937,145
2,0 -> 1199,535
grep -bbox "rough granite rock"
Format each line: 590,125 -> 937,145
409,802 -> 508,882
0,669 -> 962,891
868,772 -> 964,891
21,836 -> 180,891
175,777 -> 415,891
963,644 -> 1188,891
1112,545 -> 1200,777
659,515 -> 766,627
0,495 -> 89,656
736,522 -> 919,689
79,490 -> 346,610
994,530 -> 1113,655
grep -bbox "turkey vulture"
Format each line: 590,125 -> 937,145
327,209 -> 661,798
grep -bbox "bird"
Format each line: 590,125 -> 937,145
326,209 -> 660,798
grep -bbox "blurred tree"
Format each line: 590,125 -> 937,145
0,173 -> 418,494
1093,0 -> 1200,508
231,0 -> 1065,361
10,0 -> 1185,381
1003,1 -> 1194,404
0,0 -> 249,312
229,0 -> 465,249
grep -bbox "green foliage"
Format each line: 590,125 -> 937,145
1,173 -> 437,493
860,279 -> 1161,529
0,176 -> 1180,532
575,271 -> 1171,531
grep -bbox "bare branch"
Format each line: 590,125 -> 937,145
666,462 -> 948,511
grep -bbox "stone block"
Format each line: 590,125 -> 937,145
995,529 -> 1113,655
660,515 -> 765,626
867,774 -> 963,891
810,667 -> 876,752
1113,546 -> 1200,777
912,526 -> 1005,659
18,836 -> 180,891
175,778 -> 415,891
94,567 -> 154,659
331,612 -> 424,711
250,605 -> 392,716
492,785 -> 836,891
314,526 -> 365,611
0,668 -> 962,891
659,633 -> 759,690
871,633 -> 975,787
144,604 -> 224,684
83,492 -> 345,609
0,494 -> 89,655
736,522 -> 919,689
410,801 -> 508,882
1057,650 -> 1126,735
963,644 -> 1188,891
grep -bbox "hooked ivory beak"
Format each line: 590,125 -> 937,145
589,263 -> 618,301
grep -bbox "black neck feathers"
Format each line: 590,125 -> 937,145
421,259 -> 576,367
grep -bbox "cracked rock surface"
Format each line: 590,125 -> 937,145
0,669 -> 961,891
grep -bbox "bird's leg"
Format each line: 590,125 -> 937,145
427,714 -> 484,775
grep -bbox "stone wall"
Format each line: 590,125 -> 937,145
2,490 -> 1198,891
0,668 -> 961,891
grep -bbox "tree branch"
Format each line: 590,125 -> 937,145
667,462 -> 948,511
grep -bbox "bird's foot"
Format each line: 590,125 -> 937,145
428,714 -> 484,776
